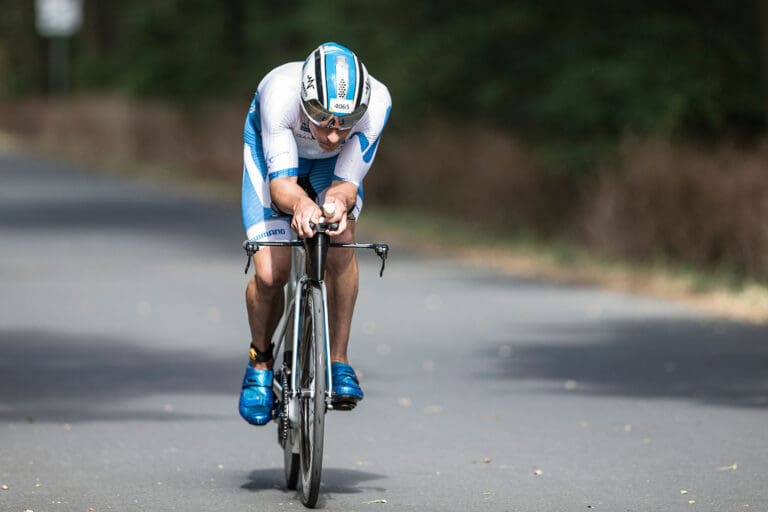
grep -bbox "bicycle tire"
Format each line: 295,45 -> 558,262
298,284 -> 327,508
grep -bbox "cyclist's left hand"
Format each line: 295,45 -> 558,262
322,196 -> 347,236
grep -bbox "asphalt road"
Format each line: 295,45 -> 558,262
1,153 -> 767,512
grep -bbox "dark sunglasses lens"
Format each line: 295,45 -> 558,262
305,100 -> 367,128
305,100 -> 330,124
337,104 -> 367,128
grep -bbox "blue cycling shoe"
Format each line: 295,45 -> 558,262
331,362 -> 363,410
238,366 -> 274,426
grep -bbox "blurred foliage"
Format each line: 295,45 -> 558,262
0,0 -> 766,169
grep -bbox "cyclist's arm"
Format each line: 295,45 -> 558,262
270,177 -> 322,239
258,75 -> 321,238
332,79 -> 392,187
324,181 -> 357,217
269,178 -> 355,238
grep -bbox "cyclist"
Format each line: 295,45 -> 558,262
239,42 -> 392,425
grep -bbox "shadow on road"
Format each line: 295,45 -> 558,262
0,328 -> 241,423
242,467 -> 387,497
0,197 -> 239,239
484,318 -> 768,408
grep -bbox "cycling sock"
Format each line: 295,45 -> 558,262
249,342 -> 274,364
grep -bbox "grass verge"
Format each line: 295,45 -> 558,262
361,209 -> 768,325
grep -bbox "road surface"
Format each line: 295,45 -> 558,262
1,153 -> 767,511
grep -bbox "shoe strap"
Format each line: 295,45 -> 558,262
241,393 -> 270,407
243,367 -> 273,388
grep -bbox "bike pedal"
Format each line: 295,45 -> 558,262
331,397 -> 358,411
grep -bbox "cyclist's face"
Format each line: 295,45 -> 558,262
308,116 -> 351,152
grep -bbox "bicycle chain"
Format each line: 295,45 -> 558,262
279,363 -> 291,445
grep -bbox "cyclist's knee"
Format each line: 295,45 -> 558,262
252,250 -> 290,291
328,226 -> 356,273
255,266 -> 289,291
327,247 -> 356,274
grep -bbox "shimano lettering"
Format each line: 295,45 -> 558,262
253,228 -> 287,240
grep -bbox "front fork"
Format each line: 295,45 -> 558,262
281,262 -> 334,438
320,282 -> 333,408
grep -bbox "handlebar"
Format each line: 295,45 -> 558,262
243,222 -> 389,277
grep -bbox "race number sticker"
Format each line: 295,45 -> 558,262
330,99 -> 354,114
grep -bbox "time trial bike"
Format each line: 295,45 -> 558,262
244,221 -> 388,508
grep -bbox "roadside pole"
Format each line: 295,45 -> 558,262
35,0 -> 83,96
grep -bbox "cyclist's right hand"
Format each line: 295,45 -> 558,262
291,197 -> 323,239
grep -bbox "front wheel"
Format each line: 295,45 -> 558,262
298,285 -> 327,508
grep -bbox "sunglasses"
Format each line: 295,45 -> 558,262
302,99 -> 368,130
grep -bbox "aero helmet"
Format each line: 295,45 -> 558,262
300,42 -> 371,129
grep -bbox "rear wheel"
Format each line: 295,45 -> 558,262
284,431 -> 299,489
298,285 -> 327,508
280,306 -> 299,490
282,361 -> 299,490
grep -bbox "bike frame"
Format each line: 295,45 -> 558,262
243,229 -> 388,417
244,223 -> 388,507
274,251 -> 332,416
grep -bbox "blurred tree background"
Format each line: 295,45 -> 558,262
2,1 -> 766,159
1,0 -> 767,280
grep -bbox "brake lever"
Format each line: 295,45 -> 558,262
243,243 -> 259,274
374,243 -> 389,277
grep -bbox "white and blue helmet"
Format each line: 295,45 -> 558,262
300,42 -> 371,129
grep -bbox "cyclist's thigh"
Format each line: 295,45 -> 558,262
330,219 -> 356,244
243,188 -> 292,287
